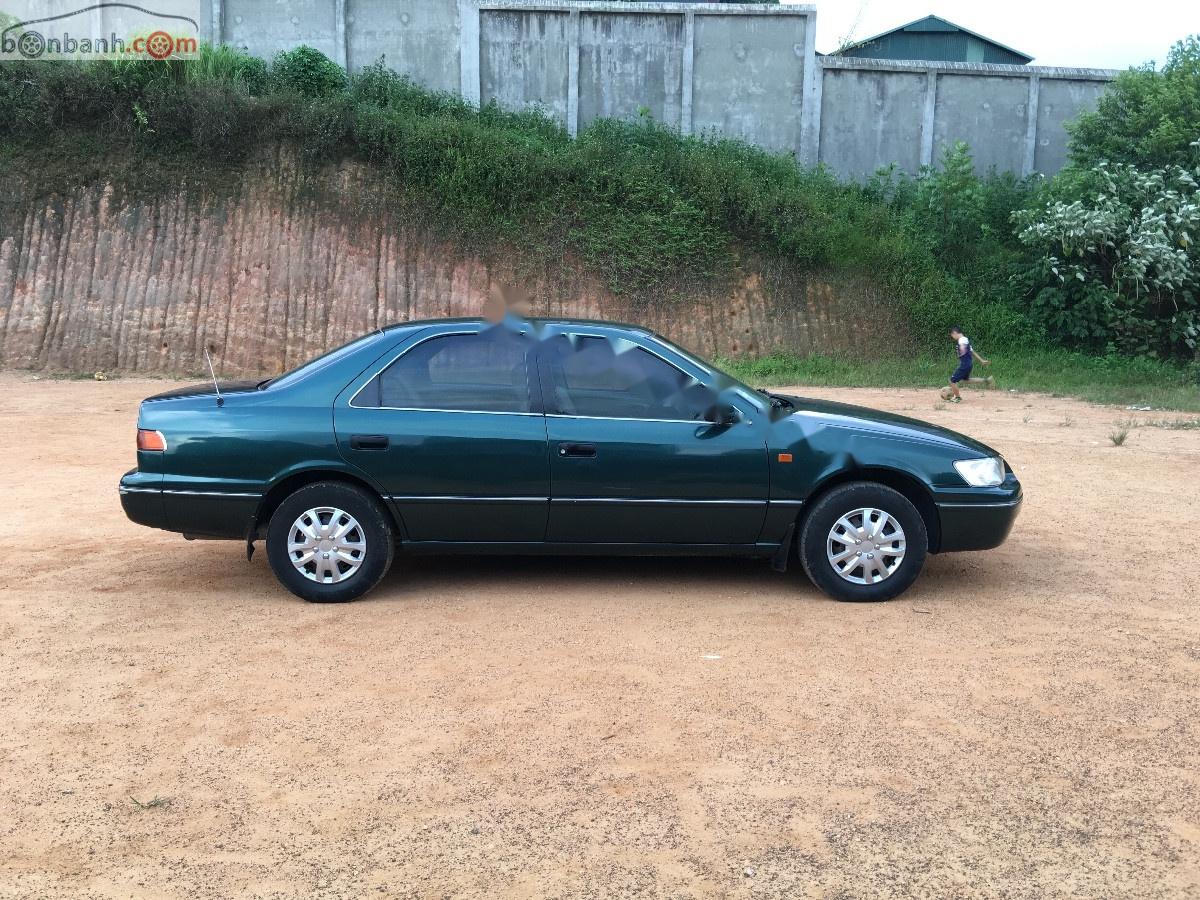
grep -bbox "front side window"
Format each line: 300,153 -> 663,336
357,331 -> 532,413
543,335 -> 716,420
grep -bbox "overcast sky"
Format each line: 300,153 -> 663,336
806,0 -> 1194,70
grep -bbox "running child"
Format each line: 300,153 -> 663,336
946,326 -> 989,403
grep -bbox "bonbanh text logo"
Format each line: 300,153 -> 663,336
0,2 -> 200,60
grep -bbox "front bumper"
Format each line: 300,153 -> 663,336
935,493 -> 1022,552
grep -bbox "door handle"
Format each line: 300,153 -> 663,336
350,434 -> 389,451
558,442 -> 597,458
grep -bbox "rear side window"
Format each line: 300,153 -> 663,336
357,331 -> 532,413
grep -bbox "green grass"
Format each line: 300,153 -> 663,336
720,350 -> 1200,411
1116,415 -> 1200,429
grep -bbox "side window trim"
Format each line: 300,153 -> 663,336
539,331 -> 712,424
348,329 -> 543,416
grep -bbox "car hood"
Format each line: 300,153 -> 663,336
777,395 -> 997,456
144,380 -> 262,401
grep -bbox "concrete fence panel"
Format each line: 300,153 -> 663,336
1035,77 -> 1110,174
816,67 -> 928,180
932,73 -> 1030,174
220,0 -> 340,63
817,58 -> 1116,179
691,12 -> 809,152
480,9 -> 572,123
577,11 -> 685,131
348,0 -> 462,91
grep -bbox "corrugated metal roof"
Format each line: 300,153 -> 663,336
833,14 -> 1033,65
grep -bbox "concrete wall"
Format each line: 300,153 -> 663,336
480,9 -> 572,122
816,58 -> 1116,179
692,12 -> 810,152
466,2 -> 818,145
1034,76 -> 1111,174
204,0 -> 1116,178
348,0 -> 462,92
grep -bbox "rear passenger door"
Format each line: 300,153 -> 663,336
335,327 -> 549,543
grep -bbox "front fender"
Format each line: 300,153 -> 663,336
770,419 -> 960,501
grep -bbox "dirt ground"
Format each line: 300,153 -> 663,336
1,373 -> 1198,899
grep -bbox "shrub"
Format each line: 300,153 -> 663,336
870,143 -> 1037,271
270,45 -> 345,99
1014,152 -> 1200,359
187,43 -> 268,95
177,80 -> 262,156
862,144 -> 1044,352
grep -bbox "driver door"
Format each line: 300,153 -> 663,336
539,333 -> 768,545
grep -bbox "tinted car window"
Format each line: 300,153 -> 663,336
361,331 -> 532,413
544,335 -> 715,420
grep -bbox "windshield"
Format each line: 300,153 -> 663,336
263,330 -> 385,391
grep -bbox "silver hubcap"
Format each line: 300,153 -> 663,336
287,507 -> 366,584
827,507 -> 907,585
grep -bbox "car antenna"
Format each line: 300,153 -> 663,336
204,346 -> 224,407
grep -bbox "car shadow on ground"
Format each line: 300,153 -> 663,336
175,538 -> 995,606
392,552 -> 798,593
390,554 -> 982,600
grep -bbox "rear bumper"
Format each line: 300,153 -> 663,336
119,469 -> 167,530
935,494 -> 1022,552
119,469 -> 258,538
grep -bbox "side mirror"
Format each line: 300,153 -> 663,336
707,402 -> 740,426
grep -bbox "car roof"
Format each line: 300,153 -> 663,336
381,316 -> 653,335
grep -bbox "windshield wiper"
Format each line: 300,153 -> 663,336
256,378 -> 274,390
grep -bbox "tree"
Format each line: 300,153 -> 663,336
1069,36 -> 1200,170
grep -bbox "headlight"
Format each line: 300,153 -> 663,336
954,457 -> 1004,487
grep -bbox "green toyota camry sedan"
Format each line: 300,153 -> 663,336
120,318 -> 1021,603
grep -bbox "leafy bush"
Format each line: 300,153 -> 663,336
1014,151 -> 1200,358
1070,36 -> 1200,169
862,144 -> 1044,351
271,45 -> 346,99
868,143 -> 1037,272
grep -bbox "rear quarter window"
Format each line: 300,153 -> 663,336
358,331 -> 533,413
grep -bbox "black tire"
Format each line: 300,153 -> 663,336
266,481 -> 395,603
798,482 -> 928,602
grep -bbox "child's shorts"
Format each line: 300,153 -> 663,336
950,361 -> 973,383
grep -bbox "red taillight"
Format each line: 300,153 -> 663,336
137,429 -> 166,451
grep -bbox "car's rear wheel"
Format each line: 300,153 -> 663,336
798,482 -> 927,602
266,481 -> 395,602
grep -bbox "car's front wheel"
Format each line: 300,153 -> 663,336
266,481 -> 395,602
798,481 -> 928,602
